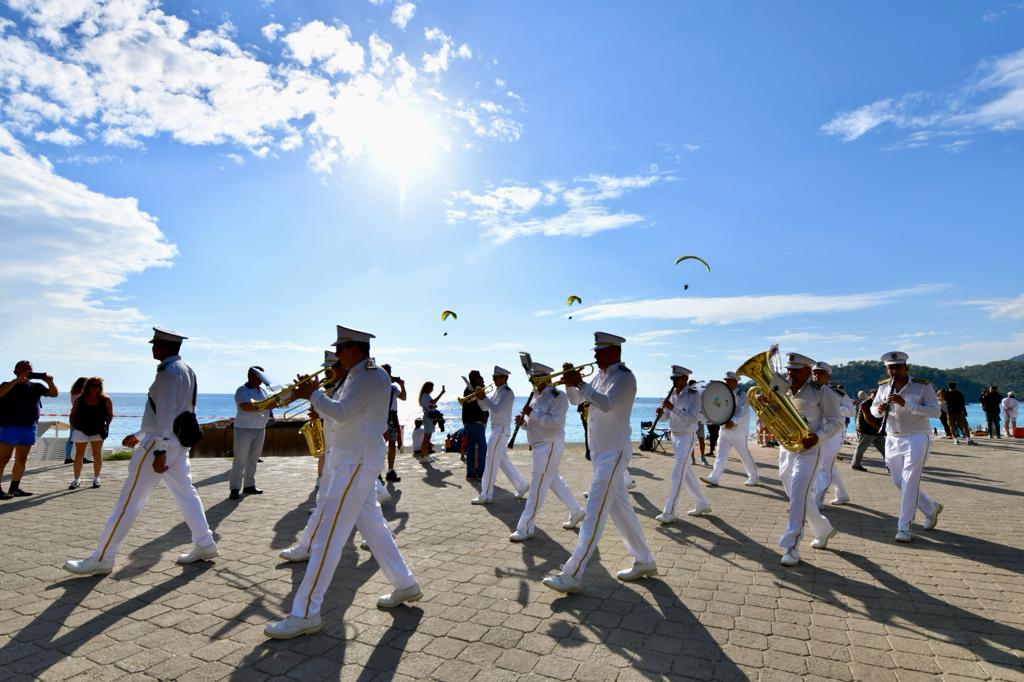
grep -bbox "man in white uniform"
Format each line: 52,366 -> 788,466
810,363 -> 853,507
870,351 -> 943,543
509,362 -> 585,541
472,366 -> 528,504
775,352 -> 841,567
543,332 -> 656,593
230,366 -> 271,499
265,326 -> 421,639
655,366 -> 711,524
64,327 -> 218,575
701,371 -> 759,488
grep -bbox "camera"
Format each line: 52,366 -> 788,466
392,376 -> 402,383
28,372 -> 46,380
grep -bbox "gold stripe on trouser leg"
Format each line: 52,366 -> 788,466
99,441 -> 155,562
524,443 -> 555,531
484,426 -> 504,496
791,447 -> 819,551
305,507 -> 327,553
304,463 -> 362,619
572,451 -> 623,578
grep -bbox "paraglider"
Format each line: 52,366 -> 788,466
566,295 -> 582,319
674,255 -> 710,291
440,309 -> 457,336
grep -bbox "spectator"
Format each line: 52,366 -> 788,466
68,377 -> 112,490
461,370 -> 488,480
981,385 -> 1004,439
935,389 -> 952,439
382,364 -> 406,482
411,418 -> 431,454
417,382 -> 445,459
0,361 -> 58,498
230,366 -> 271,500
65,377 -> 88,464
850,389 -> 885,471
944,382 -> 975,445
1003,392 -> 1019,437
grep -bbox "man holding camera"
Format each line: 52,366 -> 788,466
64,327 -> 217,575
0,360 -> 59,498
381,364 -> 406,483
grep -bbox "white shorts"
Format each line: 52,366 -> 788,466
71,430 -> 104,443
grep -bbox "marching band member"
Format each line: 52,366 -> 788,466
701,371 -> 759,487
870,351 -> 943,543
543,332 -> 656,594
655,366 -> 712,524
266,326 -> 421,639
775,352 -> 841,567
509,362 -> 585,541
64,328 -> 217,575
810,362 -> 852,507
471,366 -> 528,505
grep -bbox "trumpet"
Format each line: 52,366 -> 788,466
531,362 -> 597,388
458,384 -> 495,404
250,367 -> 328,412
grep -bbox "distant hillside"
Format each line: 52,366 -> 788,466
831,358 -> 1024,399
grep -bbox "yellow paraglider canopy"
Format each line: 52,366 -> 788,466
566,295 -> 582,307
440,310 -> 458,321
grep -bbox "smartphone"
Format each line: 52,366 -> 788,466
28,372 -> 46,380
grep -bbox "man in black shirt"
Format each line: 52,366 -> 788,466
981,386 -> 1004,439
850,390 -> 885,471
945,382 -> 975,445
0,360 -> 59,498
462,370 -> 489,479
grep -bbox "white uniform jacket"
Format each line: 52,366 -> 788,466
731,388 -> 750,428
568,363 -> 636,453
789,381 -> 843,445
138,355 -> 195,449
667,387 -> 701,436
870,378 -> 940,436
479,384 -> 515,428
310,359 -> 389,467
836,388 -> 855,419
522,386 -> 568,446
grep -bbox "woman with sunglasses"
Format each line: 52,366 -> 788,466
69,377 -> 113,489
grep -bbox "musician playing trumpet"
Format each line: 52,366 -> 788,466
471,366 -> 528,505
655,366 -> 712,524
508,362 -> 585,541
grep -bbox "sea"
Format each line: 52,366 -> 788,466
37,393 -> 996,446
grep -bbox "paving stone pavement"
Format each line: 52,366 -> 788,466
1,436 -> 1023,681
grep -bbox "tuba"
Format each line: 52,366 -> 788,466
299,418 -> 325,458
736,345 -> 811,452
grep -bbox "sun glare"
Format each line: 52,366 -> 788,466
368,102 -> 444,180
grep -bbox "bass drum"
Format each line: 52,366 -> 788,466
698,380 -> 736,425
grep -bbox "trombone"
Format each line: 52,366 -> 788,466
530,362 -> 597,388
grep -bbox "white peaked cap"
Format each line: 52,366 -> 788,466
593,331 -> 626,349
331,325 -> 375,346
322,350 -> 338,367
724,371 -> 738,380
812,362 -> 833,374
671,365 -> 692,378
493,365 -> 511,377
881,350 -> 909,366
150,326 -> 187,344
784,352 -> 815,370
530,362 -> 554,377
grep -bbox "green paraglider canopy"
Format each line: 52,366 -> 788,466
674,255 -> 711,272
440,310 -> 458,321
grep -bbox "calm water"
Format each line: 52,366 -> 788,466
38,393 -> 996,446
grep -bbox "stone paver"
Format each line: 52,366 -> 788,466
1,437 -> 1023,680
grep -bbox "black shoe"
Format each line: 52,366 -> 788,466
242,486 -> 263,495
851,464 -> 867,472
229,489 -> 241,500
0,490 -> 11,500
386,470 -> 400,482
84,458 -> 93,464
64,458 -> 73,464
10,488 -> 32,497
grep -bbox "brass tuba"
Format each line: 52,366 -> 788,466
736,345 -> 811,452
299,418 -> 325,458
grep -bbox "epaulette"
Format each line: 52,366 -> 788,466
366,358 -> 378,370
878,378 -> 890,385
810,380 -> 823,389
501,384 -> 511,391
156,364 -> 167,372
912,377 -> 930,385
620,364 -> 632,373
830,385 -> 845,396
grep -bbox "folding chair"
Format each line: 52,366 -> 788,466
639,421 -> 671,453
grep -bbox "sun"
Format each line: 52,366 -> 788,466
367,101 -> 444,180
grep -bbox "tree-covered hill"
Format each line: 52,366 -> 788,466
830,358 -> 1024,399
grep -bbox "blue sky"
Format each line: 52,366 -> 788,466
0,0 -> 1021,395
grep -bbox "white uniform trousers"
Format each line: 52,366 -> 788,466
562,449 -> 654,579
480,424 -> 527,501
884,434 -> 940,533
290,461 -> 416,619
813,432 -> 848,505
662,433 -> 708,517
90,440 -> 214,564
777,446 -> 834,550
707,427 -> 759,484
515,441 -> 582,535
294,457 -> 393,554
229,427 -> 265,490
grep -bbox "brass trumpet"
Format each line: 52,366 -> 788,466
250,367 -> 329,412
531,362 -> 597,388
458,384 -> 495,405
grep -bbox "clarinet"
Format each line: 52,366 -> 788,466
879,379 -> 898,436
507,391 -> 534,449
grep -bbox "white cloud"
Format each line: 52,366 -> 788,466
261,22 -> 284,42
769,331 -> 866,344
821,47 -> 1024,147
972,294 -> 1024,320
391,2 -> 416,30
422,27 -> 471,75
34,127 -> 83,146
283,20 -> 364,75
567,286 -> 945,325
447,171 -> 672,243
904,332 -> 1024,368
630,329 -> 697,346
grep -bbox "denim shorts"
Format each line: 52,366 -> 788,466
0,425 -> 36,446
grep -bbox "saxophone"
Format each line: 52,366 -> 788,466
299,418 -> 325,458
736,345 -> 812,452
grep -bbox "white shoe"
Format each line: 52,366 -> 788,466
359,538 -> 371,551
543,573 -> 582,594
655,513 -> 676,525
377,582 -> 422,609
780,549 -> 800,566
176,543 -> 218,564
699,476 -> 718,487
954,438 -> 961,445
63,557 -> 114,576
509,530 -> 533,542
470,496 -> 490,505
923,503 -> 943,530
617,561 -> 658,581
743,478 -> 759,487
582,490 -> 589,499
562,509 -> 585,530
514,487 -> 529,500
278,546 -> 310,562
626,479 -> 637,490
68,479 -> 80,490
686,506 -> 712,517
91,477 -> 101,489
829,495 -> 849,506
810,528 -> 837,550
895,530 -> 913,543
265,614 -> 322,639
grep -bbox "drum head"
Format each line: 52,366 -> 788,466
700,380 -> 736,425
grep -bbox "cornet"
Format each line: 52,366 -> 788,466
531,362 -> 597,388
250,367 -> 329,412
458,384 -> 495,404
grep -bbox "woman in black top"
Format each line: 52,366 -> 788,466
69,377 -> 112,489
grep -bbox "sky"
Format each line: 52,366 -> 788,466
0,0 -> 1022,396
